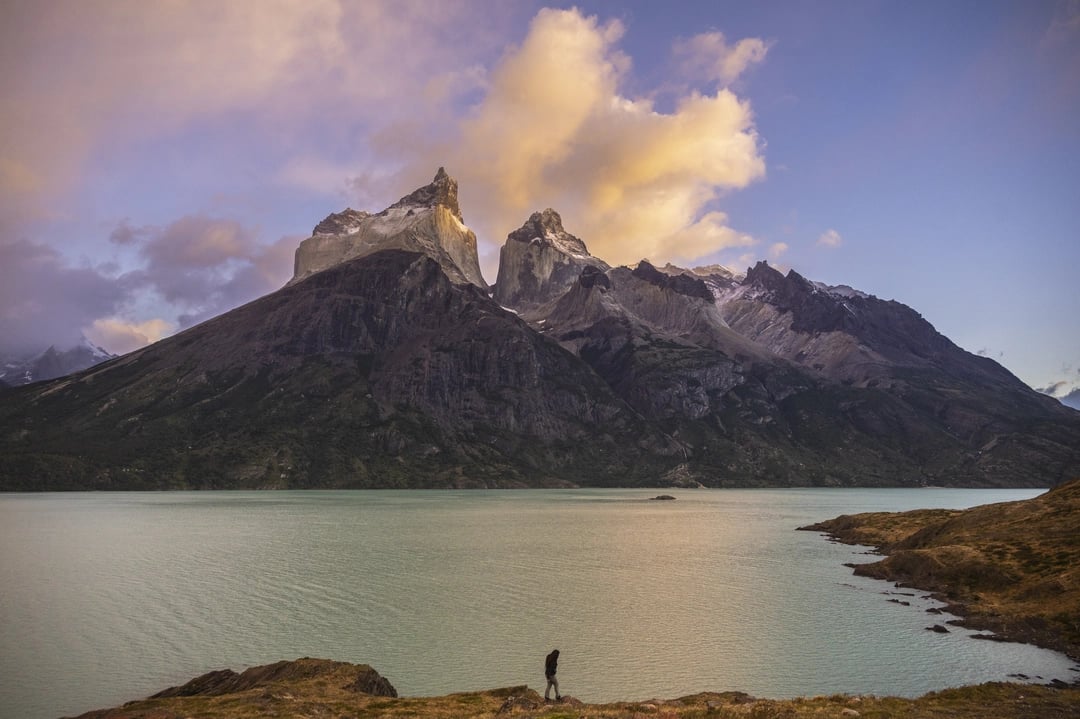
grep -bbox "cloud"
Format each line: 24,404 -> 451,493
0,238 -> 129,356
124,216 -> 296,327
1,4 -> 771,352
0,1 -> 344,225
0,1 -> 512,224
1036,374 -> 1080,410
1060,388 -> 1080,410
84,318 -> 175,356
673,31 -> 770,86
450,8 -> 767,267
1037,379 -> 1069,395
817,229 -> 843,248
108,220 -> 152,246
768,242 -> 789,259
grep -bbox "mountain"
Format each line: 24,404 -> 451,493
291,167 -> 487,289
0,249 -> 684,489
1,169 -> 1078,490
500,226 -> 1079,488
0,338 -> 115,388
1058,389 -> 1080,411
492,208 -> 608,309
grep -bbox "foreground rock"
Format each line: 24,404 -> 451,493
800,477 -> 1080,660
66,658 -> 1080,719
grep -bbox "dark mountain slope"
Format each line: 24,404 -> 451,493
713,262 -> 1080,485
0,250 -> 679,490
3,169 -> 1078,490
499,226 -> 1080,487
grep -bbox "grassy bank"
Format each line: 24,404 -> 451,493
69,657 -> 1080,719
800,478 -> 1080,660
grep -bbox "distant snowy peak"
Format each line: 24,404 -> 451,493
0,337 -> 116,387
85,338 -> 113,361
812,281 -> 872,300
292,168 -> 487,289
657,262 -> 744,300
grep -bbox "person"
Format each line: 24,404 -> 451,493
544,648 -> 561,701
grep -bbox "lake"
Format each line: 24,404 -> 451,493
1,488 -> 1076,718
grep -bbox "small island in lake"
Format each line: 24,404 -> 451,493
69,481 -> 1080,719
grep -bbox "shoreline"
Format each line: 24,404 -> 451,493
67,657 -> 1080,719
798,479 -> 1080,663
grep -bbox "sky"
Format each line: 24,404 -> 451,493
1,0 -> 1078,403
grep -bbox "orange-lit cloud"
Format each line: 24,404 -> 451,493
85,318 -> 175,356
451,8 -> 767,267
2,3 -> 768,354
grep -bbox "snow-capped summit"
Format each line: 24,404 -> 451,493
0,336 -> 116,387
291,168 -> 487,289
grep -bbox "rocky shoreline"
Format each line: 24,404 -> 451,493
64,481 -> 1080,718
65,657 -> 1080,719
799,479 -> 1080,662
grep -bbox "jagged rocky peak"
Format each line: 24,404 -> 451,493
493,208 -> 609,310
313,208 -> 372,235
658,262 -> 743,300
577,264 -> 611,290
388,166 -> 463,222
507,208 -> 591,257
744,260 -> 788,290
291,167 -> 487,290
631,260 -> 715,301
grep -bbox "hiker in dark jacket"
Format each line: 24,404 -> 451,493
544,649 -> 561,701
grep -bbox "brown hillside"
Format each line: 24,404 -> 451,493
802,478 -> 1080,659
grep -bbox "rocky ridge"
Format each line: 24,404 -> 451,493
1,168 -> 1078,489
292,167 -> 487,289
493,208 -> 609,310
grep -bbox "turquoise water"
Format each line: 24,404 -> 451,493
0,488 -> 1075,718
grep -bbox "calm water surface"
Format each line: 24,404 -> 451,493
1,488 -> 1076,718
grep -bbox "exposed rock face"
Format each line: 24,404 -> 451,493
717,261 -> 1022,386
710,260 -> 1079,485
0,250 -> 678,489
292,168 -> 487,289
3,177 -> 1079,490
149,658 -> 396,699
492,208 -> 608,309
658,262 -> 744,297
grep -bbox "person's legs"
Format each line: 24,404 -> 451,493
545,675 -> 559,700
